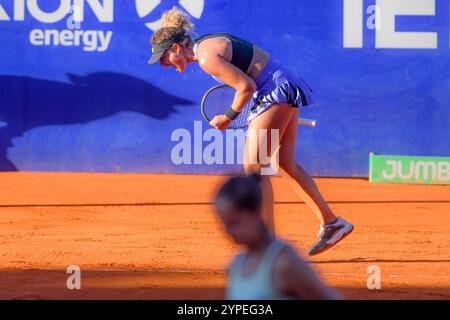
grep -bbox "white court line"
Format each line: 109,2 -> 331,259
321,272 -> 450,279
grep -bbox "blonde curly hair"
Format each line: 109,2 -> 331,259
151,7 -> 195,49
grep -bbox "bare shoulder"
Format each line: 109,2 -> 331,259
273,242 -> 342,300
196,37 -> 232,61
275,243 -> 306,273
272,244 -> 302,295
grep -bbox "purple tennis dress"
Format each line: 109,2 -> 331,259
193,34 -> 315,124
247,57 -> 316,122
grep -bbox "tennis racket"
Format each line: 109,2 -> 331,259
201,84 -> 317,129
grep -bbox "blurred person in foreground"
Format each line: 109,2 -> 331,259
214,173 -> 342,300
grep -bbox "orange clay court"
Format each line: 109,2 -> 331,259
0,172 -> 449,300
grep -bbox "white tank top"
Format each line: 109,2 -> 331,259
193,37 -> 230,84
226,239 -> 291,300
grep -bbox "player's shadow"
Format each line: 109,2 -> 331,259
0,73 -> 193,171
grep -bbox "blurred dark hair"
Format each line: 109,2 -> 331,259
215,173 -> 262,213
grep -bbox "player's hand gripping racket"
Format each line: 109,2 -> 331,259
201,84 -> 317,129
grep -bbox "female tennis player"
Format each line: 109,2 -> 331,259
148,7 -> 354,255
215,173 -> 341,299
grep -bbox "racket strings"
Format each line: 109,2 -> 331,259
202,86 -> 254,129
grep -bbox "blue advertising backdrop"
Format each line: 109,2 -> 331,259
0,0 -> 449,176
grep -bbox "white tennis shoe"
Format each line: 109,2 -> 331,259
308,217 -> 354,256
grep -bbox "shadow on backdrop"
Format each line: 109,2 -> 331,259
0,73 -> 193,171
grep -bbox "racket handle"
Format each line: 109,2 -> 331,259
298,117 -> 317,128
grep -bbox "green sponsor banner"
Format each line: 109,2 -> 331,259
369,154 -> 450,185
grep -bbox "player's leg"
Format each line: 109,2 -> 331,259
244,103 -> 296,234
278,108 -> 336,224
278,108 -> 354,256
